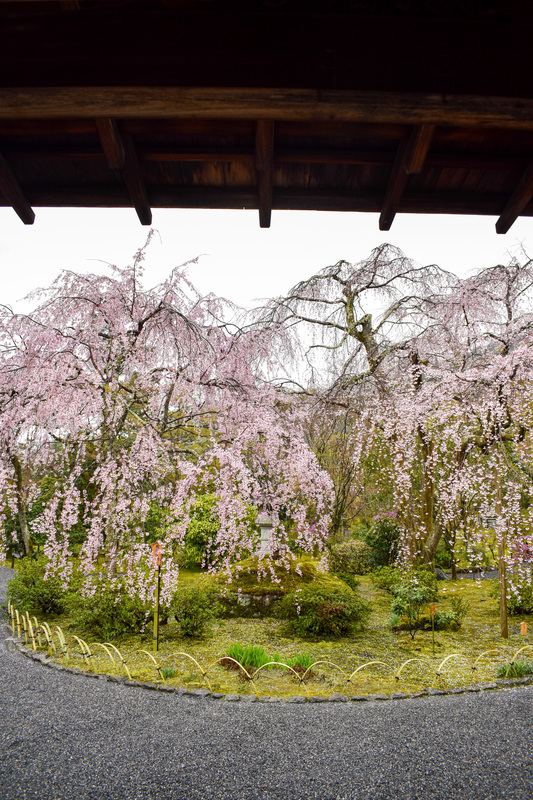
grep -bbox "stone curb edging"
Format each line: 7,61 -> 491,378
5,627 -> 533,704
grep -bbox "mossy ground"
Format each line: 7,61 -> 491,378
7,567 -> 533,697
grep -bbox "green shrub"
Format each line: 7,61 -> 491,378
449,595 -> 470,623
497,660 -> 533,678
363,518 -> 400,566
328,540 -> 373,575
332,572 -> 360,591
370,566 -> 401,593
508,582 -> 533,615
433,610 -> 460,631
490,577 -> 533,615
278,582 -> 371,638
65,579 -> 151,639
171,583 -> 219,637
391,592 -> 468,633
7,556 -> 67,615
390,569 -> 438,639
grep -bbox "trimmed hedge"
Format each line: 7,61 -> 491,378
171,582 -> 220,637
64,579 -> 151,640
328,540 -> 373,575
277,581 -> 371,637
7,556 -> 67,615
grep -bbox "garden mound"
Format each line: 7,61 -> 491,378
216,556 -> 347,617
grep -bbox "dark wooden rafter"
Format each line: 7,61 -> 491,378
496,157 -> 533,233
404,124 -> 435,174
96,119 -> 150,223
95,118 -> 125,170
121,133 -> 151,225
379,124 -> 434,231
0,151 -> 34,224
255,119 -> 274,228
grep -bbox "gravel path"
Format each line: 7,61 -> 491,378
1,565 -> 533,800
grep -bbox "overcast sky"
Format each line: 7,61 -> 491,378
1,205 -> 532,311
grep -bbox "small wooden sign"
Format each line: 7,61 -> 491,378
521,622 -> 528,636
151,541 -> 163,568
430,603 -> 436,616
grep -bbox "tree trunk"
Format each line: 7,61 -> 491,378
103,496 -> 119,575
450,553 -> 457,580
495,469 -> 508,639
420,436 -> 442,564
11,454 -> 33,556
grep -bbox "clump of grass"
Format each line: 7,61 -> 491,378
222,643 -> 272,677
221,643 -> 316,681
221,643 -> 316,678
497,660 -> 533,679
160,666 -> 178,680
285,652 -> 315,675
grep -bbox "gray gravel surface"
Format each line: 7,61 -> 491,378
1,565 -> 533,800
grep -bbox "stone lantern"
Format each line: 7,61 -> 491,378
256,512 -> 273,556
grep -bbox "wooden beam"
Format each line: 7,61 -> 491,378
96,119 -> 149,223
379,138 -> 410,231
95,118 -> 125,170
496,157 -> 533,233
121,134 -> 152,225
3,87 -> 533,129
257,171 -> 274,229
14,187 -> 522,218
0,152 -> 34,224
404,124 -> 435,174
379,125 -> 434,230
255,120 -> 274,228
255,120 -> 274,171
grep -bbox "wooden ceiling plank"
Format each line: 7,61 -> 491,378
404,124 -> 435,174
495,157 -> 533,233
4,88 -> 533,130
0,152 -> 34,224
255,120 -> 275,228
143,149 -> 254,163
121,133 -> 152,225
95,118 -> 125,170
4,144 -> 528,173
